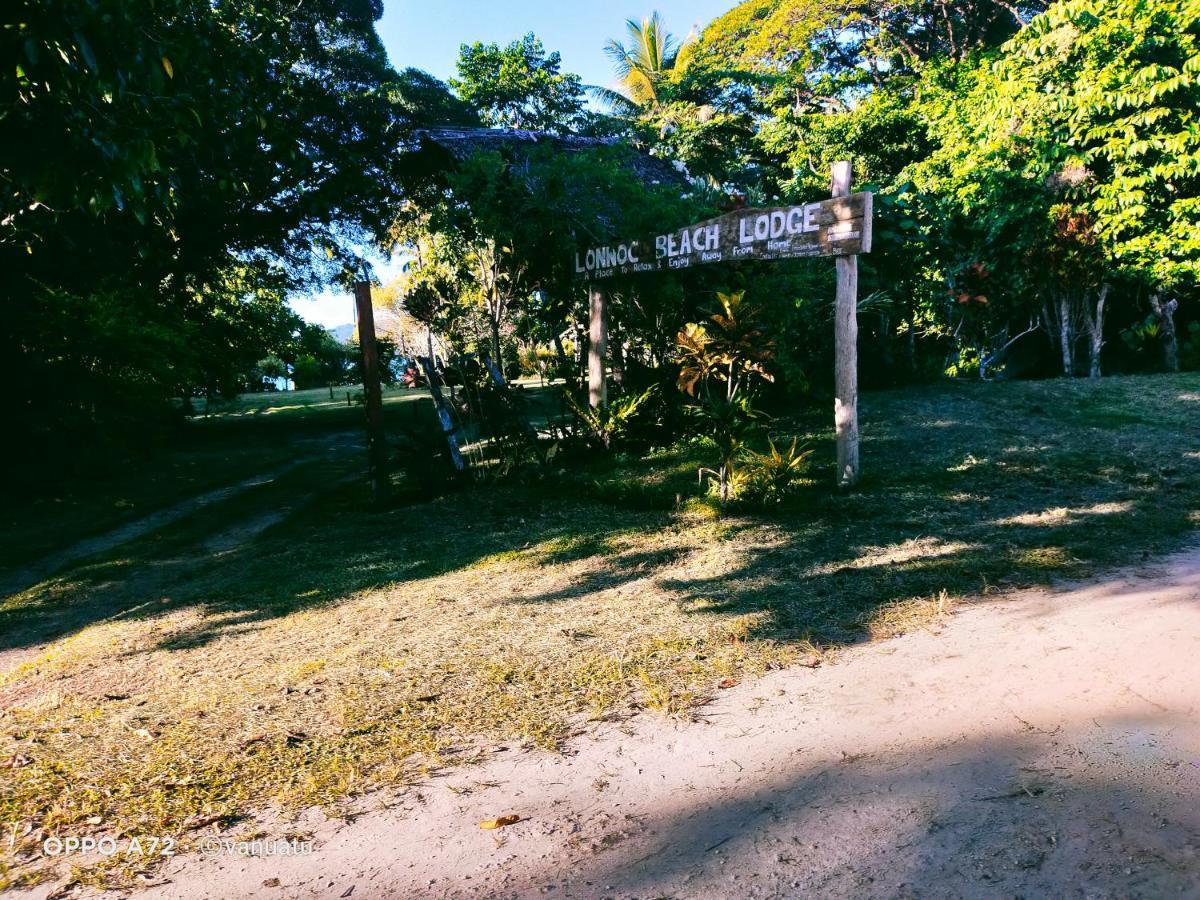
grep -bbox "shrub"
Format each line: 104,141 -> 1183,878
566,386 -> 658,452
740,437 -> 814,506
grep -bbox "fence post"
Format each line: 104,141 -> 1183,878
354,280 -> 390,504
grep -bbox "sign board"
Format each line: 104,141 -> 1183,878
573,192 -> 872,281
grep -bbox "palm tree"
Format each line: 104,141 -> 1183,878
596,12 -> 696,113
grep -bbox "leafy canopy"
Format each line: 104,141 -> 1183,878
451,34 -> 588,132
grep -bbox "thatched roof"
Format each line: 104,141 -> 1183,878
412,126 -> 691,190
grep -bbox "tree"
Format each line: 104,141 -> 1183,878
291,325 -> 353,389
2,0 -> 419,484
450,35 -> 588,132
598,12 -> 697,112
909,0 -> 1200,378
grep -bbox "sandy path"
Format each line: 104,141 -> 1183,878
1,433 -> 364,601
103,545 -> 1200,900
0,470 -> 290,600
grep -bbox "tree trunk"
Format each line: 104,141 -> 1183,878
552,332 -> 569,371
353,281 -> 389,505
1149,293 -> 1180,372
832,161 -> 859,488
1057,295 -> 1074,377
1083,284 -> 1109,380
877,313 -> 894,378
489,301 -> 502,380
588,283 -> 607,408
611,332 -> 626,388
418,356 -> 465,473
905,318 -> 917,376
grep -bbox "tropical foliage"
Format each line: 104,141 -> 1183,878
3,0 -> 412,486
677,291 -> 775,506
6,0 -> 1198,494
597,13 -> 696,112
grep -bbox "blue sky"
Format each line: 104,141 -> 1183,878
379,0 -> 733,90
291,0 -> 734,330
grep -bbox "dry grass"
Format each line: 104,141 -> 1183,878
861,590 -> 957,640
0,507 -> 802,890
1,372 -> 1198,892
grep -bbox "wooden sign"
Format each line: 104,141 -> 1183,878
573,192 -> 872,281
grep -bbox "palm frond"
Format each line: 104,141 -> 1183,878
603,39 -> 635,79
586,84 -> 639,115
605,11 -> 684,109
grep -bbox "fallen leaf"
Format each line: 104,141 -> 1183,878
183,813 -> 223,830
479,814 -> 520,830
718,678 -> 738,689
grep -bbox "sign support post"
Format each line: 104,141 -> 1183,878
354,280 -> 390,505
831,161 -> 860,488
571,181 -> 871,478
588,283 -> 607,408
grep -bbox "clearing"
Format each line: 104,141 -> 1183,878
131,542 -> 1200,898
1,373 -> 1198,895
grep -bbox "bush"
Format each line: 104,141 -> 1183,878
565,386 -> 658,452
739,437 -> 814,506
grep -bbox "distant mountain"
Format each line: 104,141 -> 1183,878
331,323 -> 355,344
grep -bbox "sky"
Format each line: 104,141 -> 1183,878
289,0 -> 734,330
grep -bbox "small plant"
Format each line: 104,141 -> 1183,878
1119,316 -> 1162,354
692,395 -> 760,504
676,291 -> 775,508
741,437 -> 814,505
566,385 -> 657,451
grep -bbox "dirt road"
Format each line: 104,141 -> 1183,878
109,545 -> 1200,899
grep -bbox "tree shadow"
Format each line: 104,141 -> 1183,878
530,714 -> 1200,897
1,375 -> 1196,663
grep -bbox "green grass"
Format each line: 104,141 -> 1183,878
1,373 -> 1197,891
201,383 -> 428,421
0,385 -> 441,573
0,440 -> 298,572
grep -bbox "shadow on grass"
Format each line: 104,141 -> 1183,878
1,374 -> 1198,659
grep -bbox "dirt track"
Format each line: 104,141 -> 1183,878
100,544 -> 1200,899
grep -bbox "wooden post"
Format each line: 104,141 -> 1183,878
418,356 -> 466,473
832,161 -> 860,488
354,280 -> 390,504
588,283 -> 607,408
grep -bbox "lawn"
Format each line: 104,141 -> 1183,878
200,383 -> 430,421
0,385 -> 433,574
1,373 -> 1198,891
